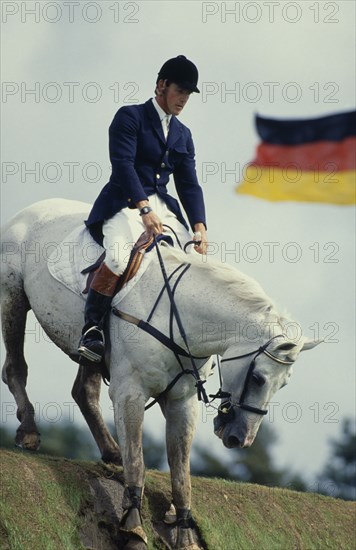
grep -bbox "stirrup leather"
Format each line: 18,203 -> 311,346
78,326 -> 105,363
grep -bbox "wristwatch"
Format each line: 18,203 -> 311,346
139,206 -> 153,216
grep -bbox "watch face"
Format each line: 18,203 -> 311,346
140,206 -> 152,215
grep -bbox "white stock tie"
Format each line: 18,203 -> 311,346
164,115 -> 170,140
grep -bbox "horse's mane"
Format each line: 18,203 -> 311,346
161,245 -> 277,315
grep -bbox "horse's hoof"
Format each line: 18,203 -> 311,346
15,431 -> 41,451
164,503 -> 177,524
176,545 -> 202,550
120,508 -> 147,545
176,528 -> 201,550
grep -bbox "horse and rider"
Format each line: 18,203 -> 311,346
78,55 -> 208,364
1,57 -> 321,547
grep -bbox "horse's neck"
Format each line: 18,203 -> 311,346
137,255 -> 279,357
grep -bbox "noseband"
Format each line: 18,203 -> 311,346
217,336 -> 295,419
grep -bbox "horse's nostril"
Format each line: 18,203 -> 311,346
227,435 -> 240,448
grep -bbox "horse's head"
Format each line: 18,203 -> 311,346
214,335 -> 321,449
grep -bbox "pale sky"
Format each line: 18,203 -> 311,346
1,0 -> 355,484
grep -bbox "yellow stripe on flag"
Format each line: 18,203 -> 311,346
236,167 -> 356,205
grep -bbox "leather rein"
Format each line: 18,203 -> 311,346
112,238 -> 294,414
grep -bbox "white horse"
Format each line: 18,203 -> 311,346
1,199 -> 320,549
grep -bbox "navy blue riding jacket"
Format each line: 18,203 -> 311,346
86,99 -> 206,244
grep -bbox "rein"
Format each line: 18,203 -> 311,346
112,240 -> 294,414
112,237 -> 210,409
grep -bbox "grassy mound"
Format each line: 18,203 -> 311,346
0,449 -> 354,549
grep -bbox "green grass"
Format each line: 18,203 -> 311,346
0,450 -> 89,550
1,449 -> 355,550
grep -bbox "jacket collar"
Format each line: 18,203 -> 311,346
145,99 -> 182,149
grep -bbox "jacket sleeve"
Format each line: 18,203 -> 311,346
173,129 -> 207,230
109,107 -> 148,205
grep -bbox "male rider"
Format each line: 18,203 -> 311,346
78,55 -> 208,363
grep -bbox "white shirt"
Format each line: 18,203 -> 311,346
152,97 -> 172,139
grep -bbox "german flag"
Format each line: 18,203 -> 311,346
236,111 -> 356,205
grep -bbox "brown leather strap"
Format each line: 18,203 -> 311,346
83,232 -> 154,296
90,263 -> 121,296
114,233 -> 154,294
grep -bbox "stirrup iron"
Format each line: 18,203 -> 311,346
78,326 -> 105,363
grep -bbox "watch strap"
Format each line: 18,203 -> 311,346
139,206 -> 153,216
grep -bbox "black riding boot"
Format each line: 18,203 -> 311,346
78,289 -> 113,362
78,263 -> 120,363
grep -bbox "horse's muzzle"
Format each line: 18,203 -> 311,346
214,402 -> 254,449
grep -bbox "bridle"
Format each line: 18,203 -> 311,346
216,336 -> 295,420
113,237 -> 295,414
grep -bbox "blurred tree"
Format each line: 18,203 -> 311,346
317,418 -> 356,501
0,421 -> 309,492
142,431 -> 166,470
231,423 -> 283,485
0,422 -> 166,467
0,426 -> 14,449
191,423 -> 307,491
0,423 -> 99,460
191,443 -> 233,479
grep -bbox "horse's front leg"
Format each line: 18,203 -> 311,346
165,395 -> 201,550
110,378 -> 147,546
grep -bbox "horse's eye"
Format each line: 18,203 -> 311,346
252,373 -> 266,387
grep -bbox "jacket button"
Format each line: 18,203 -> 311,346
161,163 -> 166,168
165,150 -> 169,155
156,174 -> 161,179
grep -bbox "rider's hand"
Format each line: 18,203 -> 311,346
141,210 -> 164,237
193,223 -> 208,255
136,200 -> 163,238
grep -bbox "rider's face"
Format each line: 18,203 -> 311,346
156,81 -> 192,115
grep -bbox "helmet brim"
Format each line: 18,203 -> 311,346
175,81 -> 200,93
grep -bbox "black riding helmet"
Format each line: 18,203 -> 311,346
157,55 -> 200,93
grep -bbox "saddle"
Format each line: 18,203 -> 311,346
81,232 -> 171,296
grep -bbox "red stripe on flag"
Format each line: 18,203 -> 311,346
253,136 -> 356,171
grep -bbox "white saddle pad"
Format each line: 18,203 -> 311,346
47,225 -> 156,306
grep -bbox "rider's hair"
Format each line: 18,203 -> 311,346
154,79 -> 172,96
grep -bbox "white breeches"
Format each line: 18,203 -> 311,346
102,195 -> 191,275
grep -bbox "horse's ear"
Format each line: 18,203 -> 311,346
301,338 -> 323,351
275,342 -> 298,352
272,341 -> 299,361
